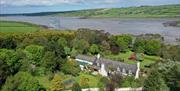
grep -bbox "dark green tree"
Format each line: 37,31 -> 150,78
145,40 -> 161,55
144,69 -> 169,91
0,37 -> 17,49
161,45 -> 180,61
46,40 -> 65,57
116,37 -> 129,52
165,64 -> 180,91
32,36 -> 48,46
115,35 -> 132,52
41,51 -> 57,72
133,39 -> 146,53
76,29 -> 109,44
0,60 -> 10,87
1,72 -> 44,91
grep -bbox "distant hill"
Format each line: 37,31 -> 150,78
1,4 -> 180,18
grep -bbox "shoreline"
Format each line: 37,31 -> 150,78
0,17 -> 179,45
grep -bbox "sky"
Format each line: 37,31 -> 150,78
0,0 -> 180,14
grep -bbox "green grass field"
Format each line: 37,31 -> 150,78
105,51 -> 160,69
0,21 -> 40,32
75,73 -> 101,88
35,72 -> 101,90
50,4 -> 180,18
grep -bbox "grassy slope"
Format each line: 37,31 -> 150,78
51,4 -> 180,18
0,21 -> 40,32
36,73 -> 101,90
75,73 -> 101,88
105,51 -> 160,69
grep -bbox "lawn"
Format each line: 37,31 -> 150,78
75,72 -> 101,88
35,72 -> 101,90
105,51 -> 160,69
0,21 -> 40,32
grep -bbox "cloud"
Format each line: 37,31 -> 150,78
0,0 -> 121,6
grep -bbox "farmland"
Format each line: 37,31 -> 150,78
0,21 -> 40,32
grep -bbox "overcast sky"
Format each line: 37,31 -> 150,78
0,0 -> 180,14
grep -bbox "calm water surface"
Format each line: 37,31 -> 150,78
0,16 -> 180,44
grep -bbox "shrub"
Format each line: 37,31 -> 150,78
72,82 -> 82,91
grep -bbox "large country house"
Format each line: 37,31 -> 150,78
75,54 -> 140,79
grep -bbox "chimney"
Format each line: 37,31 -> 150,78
96,54 -> 101,67
135,61 -> 140,79
97,54 -> 100,59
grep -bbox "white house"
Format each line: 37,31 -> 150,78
75,54 -> 140,78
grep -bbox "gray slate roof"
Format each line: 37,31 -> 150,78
76,55 -> 137,75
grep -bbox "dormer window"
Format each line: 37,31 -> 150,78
117,67 -> 120,72
128,70 -> 132,75
122,68 -> 126,73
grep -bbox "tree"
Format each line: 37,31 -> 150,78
89,44 -> 100,54
0,49 -> 21,74
119,35 -> 133,45
100,40 -> 110,52
115,35 -> 132,53
98,77 -> 109,91
116,37 -> 129,52
165,64 -> 180,91
72,38 -> 89,53
50,74 -> 64,91
72,82 -> 82,91
110,46 -> 120,54
41,51 -> 57,72
32,36 -> 48,46
70,48 -> 78,58
61,60 -> 80,76
133,39 -> 146,53
0,60 -> 10,87
161,45 -> 180,62
148,60 -> 180,91
76,29 -> 109,44
45,40 -> 66,58
0,36 -> 17,49
64,47 -> 71,56
1,72 -> 44,91
57,37 -> 67,48
24,45 -> 44,65
145,40 -> 161,55
143,69 -> 169,91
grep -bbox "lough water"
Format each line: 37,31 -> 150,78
0,16 -> 180,44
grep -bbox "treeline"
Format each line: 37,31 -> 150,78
0,28 -> 179,90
